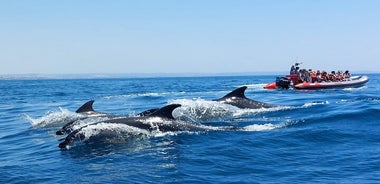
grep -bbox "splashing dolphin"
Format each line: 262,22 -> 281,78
56,100 -> 159,135
58,104 -> 234,149
214,86 -> 276,109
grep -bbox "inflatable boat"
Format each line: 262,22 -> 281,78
264,75 -> 369,90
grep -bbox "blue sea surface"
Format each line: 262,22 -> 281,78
1,74 -> 379,183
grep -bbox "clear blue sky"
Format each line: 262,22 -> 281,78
0,0 -> 379,75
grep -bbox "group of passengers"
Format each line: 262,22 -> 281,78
290,62 -> 351,83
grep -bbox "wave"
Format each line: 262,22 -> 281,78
342,85 -> 368,91
170,98 -> 298,122
27,97 -> 325,132
61,123 -> 151,150
25,108 -> 83,128
301,101 -> 330,108
338,96 -> 380,103
58,119 -> 286,150
25,107 -> 127,129
58,117 -> 217,150
238,83 -> 267,91
102,91 -> 186,100
29,97 -> 321,150
231,105 -> 295,117
243,123 -> 280,131
170,98 -> 237,122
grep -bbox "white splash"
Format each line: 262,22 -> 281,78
243,119 -> 295,132
342,86 -> 367,91
170,98 -> 296,123
243,123 -> 280,131
103,91 -> 185,99
170,98 -> 237,122
80,123 -> 151,141
26,108 -> 83,128
232,106 -> 294,117
70,116 -> 115,131
302,101 -> 329,108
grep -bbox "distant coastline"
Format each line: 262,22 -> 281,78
0,71 -> 377,80
0,72 -> 284,80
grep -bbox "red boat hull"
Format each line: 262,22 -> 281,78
264,82 -> 277,89
294,75 -> 369,90
264,75 -> 369,90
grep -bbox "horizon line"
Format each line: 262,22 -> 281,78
0,71 -> 377,80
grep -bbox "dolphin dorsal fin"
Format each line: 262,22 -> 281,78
148,104 -> 181,119
222,86 -> 247,99
76,100 -> 95,113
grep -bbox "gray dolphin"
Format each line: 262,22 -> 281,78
75,100 -> 108,115
56,100 -> 159,135
214,86 -> 275,109
58,104 -> 227,149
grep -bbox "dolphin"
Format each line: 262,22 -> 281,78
75,100 -> 106,115
58,104 -> 227,149
56,100 -> 120,135
56,100 -> 159,135
214,86 -> 275,109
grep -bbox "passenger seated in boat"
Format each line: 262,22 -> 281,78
300,69 -> 306,82
297,69 -> 304,83
306,69 -> 311,82
336,70 -> 344,81
321,71 -> 329,82
343,70 -> 351,79
328,71 -> 337,82
298,69 -> 351,83
316,70 -> 322,82
295,67 -> 303,83
298,69 -> 310,83
309,69 -> 317,83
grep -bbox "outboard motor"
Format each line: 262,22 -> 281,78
276,77 -> 291,89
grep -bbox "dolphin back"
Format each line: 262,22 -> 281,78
215,86 -> 276,109
148,104 -> 181,119
75,100 -> 95,113
136,108 -> 160,117
215,86 -> 248,101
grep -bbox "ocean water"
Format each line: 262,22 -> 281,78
1,74 -> 379,183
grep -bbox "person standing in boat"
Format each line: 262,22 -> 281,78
290,62 -> 303,74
